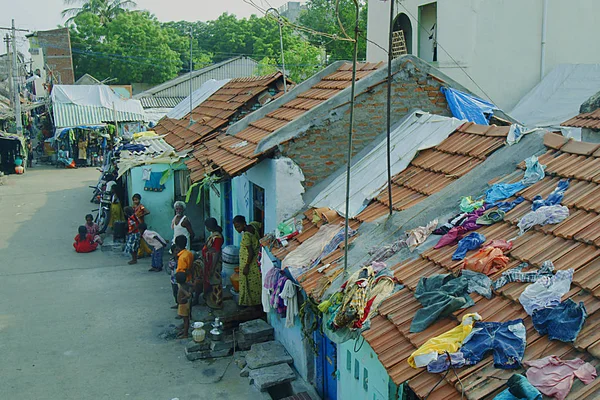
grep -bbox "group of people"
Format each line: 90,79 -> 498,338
73,195 -> 264,339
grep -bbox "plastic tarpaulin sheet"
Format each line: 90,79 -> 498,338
310,112 -> 465,218
510,64 -> 600,129
166,79 -> 230,120
51,85 -> 144,115
441,87 -> 496,125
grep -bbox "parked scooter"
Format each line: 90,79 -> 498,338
92,180 -> 113,234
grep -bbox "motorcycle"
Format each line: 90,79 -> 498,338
92,180 -> 112,234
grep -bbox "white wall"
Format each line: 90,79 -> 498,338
367,0 -> 600,110
232,157 -> 305,243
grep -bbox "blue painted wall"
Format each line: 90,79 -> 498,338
268,309 -> 312,382
337,338 -> 397,400
128,164 -> 175,241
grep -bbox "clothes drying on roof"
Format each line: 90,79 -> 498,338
493,374 -> 542,400
485,182 -> 527,204
460,196 -> 485,213
492,261 -> 554,290
522,155 -> 546,186
493,196 -> 525,213
463,245 -> 510,276
410,274 -> 474,333
523,356 -> 597,400
279,279 -> 299,328
427,352 -> 466,373
517,205 -> 570,235
462,270 -> 493,299
452,232 -> 486,261
531,180 -> 570,211
532,299 -> 587,343
519,269 -> 573,315
433,212 -> 469,235
476,209 -> 505,225
408,312 -> 481,368
484,239 -> 513,252
310,226 -> 356,269
405,219 -> 438,251
332,266 -> 397,331
461,318 -> 526,369
367,220 -> 437,263
434,207 -> 487,248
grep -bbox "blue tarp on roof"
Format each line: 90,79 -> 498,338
441,87 -> 497,125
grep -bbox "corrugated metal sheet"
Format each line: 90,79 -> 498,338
135,57 -> 259,101
139,97 -> 183,108
52,103 -> 146,128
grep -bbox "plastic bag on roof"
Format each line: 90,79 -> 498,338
522,155 -> 546,186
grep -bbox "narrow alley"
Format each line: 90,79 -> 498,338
0,167 -> 253,400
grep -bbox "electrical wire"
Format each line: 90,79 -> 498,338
396,2 -> 496,104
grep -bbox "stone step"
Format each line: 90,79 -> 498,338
249,363 -> 296,392
246,340 -> 293,370
239,319 -> 274,341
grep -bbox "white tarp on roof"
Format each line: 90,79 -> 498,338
51,84 -> 144,115
510,64 -> 600,131
166,79 -> 230,120
310,112 -> 465,218
117,133 -> 189,178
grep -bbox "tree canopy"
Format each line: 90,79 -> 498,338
65,0 -> 369,85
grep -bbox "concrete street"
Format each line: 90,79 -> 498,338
0,166 -> 256,400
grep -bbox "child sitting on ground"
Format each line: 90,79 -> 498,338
139,223 -> 167,272
123,206 -> 141,265
84,214 -> 103,245
73,226 -> 99,253
176,271 -> 192,339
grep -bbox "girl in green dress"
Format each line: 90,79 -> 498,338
233,215 -> 262,307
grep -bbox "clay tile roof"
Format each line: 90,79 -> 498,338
154,72 -> 286,152
359,131 -> 600,399
185,62 -> 383,182
562,108 -> 600,130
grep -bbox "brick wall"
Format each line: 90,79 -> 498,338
282,62 -> 450,189
38,28 -> 75,85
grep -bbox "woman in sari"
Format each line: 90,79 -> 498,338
201,217 -> 224,309
233,215 -> 262,307
132,193 -> 152,257
107,183 -> 125,229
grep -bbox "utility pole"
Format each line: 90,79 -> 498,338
188,27 -> 194,126
11,19 -> 23,135
1,20 -> 29,135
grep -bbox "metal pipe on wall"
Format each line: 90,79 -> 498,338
540,0 -> 548,79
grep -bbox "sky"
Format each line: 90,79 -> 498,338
0,0 -> 297,49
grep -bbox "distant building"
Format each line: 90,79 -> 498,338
134,56 -> 259,123
366,0 -> 600,110
27,28 -> 75,85
278,1 -> 306,23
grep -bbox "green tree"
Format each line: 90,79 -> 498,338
298,0 -> 368,62
62,0 -> 137,26
284,41 -> 323,82
69,11 -> 182,83
255,57 -> 278,77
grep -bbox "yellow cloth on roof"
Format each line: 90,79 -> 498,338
408,313 -> 481,368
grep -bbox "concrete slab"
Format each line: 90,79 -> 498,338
246,340 -> 293,370
249,363 -> 296,391
239,318 -> 274,341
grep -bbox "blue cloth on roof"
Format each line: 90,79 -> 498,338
485,182 -> 527,204
452,232 -> 486,260
441,87 -> 496,125
494,374 -> 542,400
522,156 -> 546,186
310,227 -> 356,269
531,180 -> 570,211
144,172 -> 165,192
493,196 -> 525,213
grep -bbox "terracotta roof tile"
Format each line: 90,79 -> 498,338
560,139 -> 600,156
562,108 -> 600,130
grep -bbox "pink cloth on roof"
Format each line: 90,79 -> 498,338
523,356 -> 597,400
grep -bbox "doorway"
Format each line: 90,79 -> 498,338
314,328 -> 338,400
251,182 -> 265,236
393,12 -> 413,55
418,2 -> 437,62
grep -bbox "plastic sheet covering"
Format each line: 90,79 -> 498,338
510,64 -> 600,129
441,87 -> 497,125
51,85 -> 144,115
166,79 -> 230,120
310,112 -> 464,218
282,223 -> 343,278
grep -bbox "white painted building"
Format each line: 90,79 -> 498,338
366,0 -> 600,110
